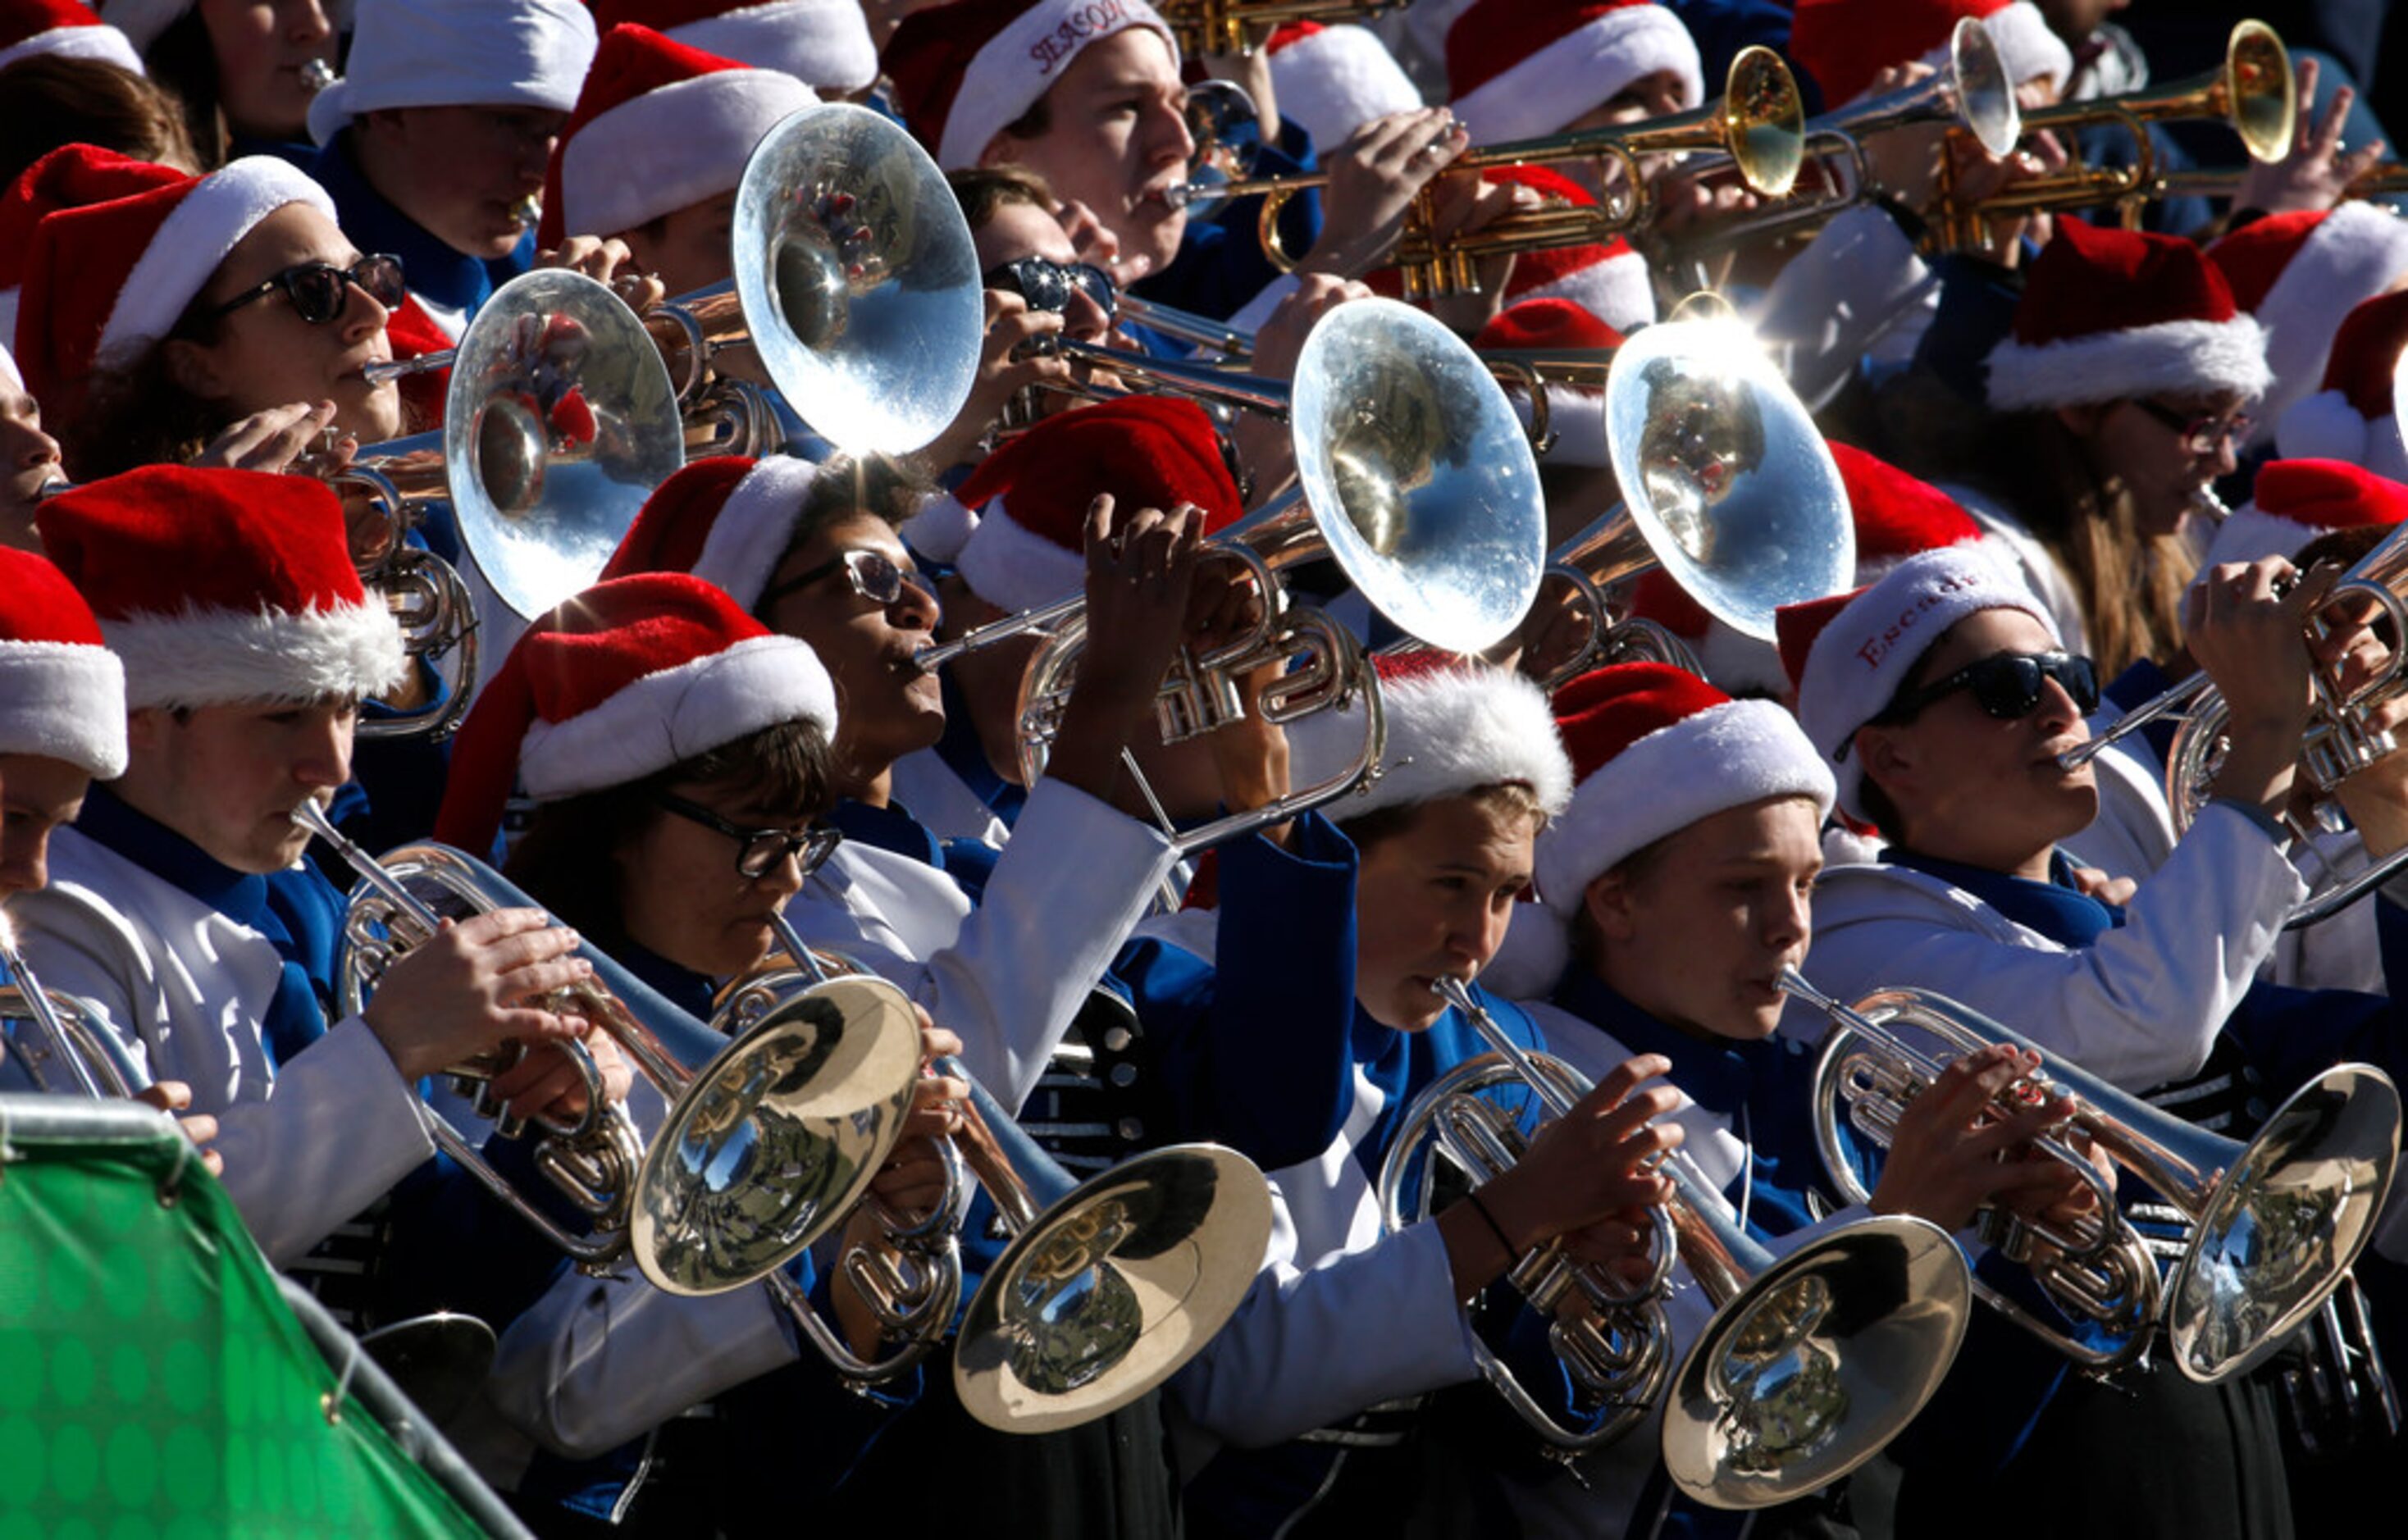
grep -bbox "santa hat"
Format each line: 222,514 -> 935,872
1288,650 -> 1573,825
1985,218 -> 2272,412
13,155 -> 335,411
0,341 -> 18,394
307,0 -> 598,146
0,143 -> 186,369
1790,0 -> 2071,111
592,0 -> 878,91
2210,205 -> 2408,444
1790,544 -> 2055,819
1447,1 -> 1703,148
1534,661 -> 1832,913
0,0 -> 142,75
1265,22 -> 1421,153
0,546 -> 127,781
602,453 -> 823,609
951,395 -> 1242,614
1474,297 -> 1621,468
2202,458 -> 2408,569
35,467 -> 406,710
433,572 -> 838,853
542,24 -> 817,249
885,0 -> 1179,171
2275,288 -> 2408,486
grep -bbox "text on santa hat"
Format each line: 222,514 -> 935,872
1030,0 -> 1143,74
1855,571 -> 1991,670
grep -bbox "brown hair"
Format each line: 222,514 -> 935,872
753,452 -> 934,620
1336,782 -> 1552,854
140,8 -> 235,169
948,164 -> 1056,229
0,55 -> 201,189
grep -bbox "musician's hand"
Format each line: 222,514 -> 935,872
2066,864 -> 2137,907
1644,166 -> 1759,243
1943,126 -> 2067,262
488,1027 -> 634,1124
2190,556 -> 2315,821
1855,62 -> 1951,212
135,1080 -> 226,1178
1058,199 -> 1145,282
1042,498 -> 1204,801
539,236 -> 667,311
363,910 -> 594,1082
1300,107 -> 1471,279
904,1011 -> 969,1141
2232,56 -> 2388,218
1469,1055 -> 1681,1282
920,290 -> 1069,470
1516,574 -> 1596,687
1248,274 -> 1369,383
1869,1042 -> 2077,1232
193,401 -> 342,475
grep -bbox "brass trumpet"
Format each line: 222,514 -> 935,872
1160,0 -> 1408,57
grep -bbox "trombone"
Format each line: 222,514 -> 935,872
1380,977 -> 1973,1503
1781,968 -> 2401,1383
1165,47 -> 1810,298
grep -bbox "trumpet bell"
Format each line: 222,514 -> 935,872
2166,1063 -> 2401,1383
632,970 -> 927,1296
1666,1214 -> 1970,1508
1291,298 -> 1547,653
733,103 -> 983,454
2225,19 -> 2298,163
1722,43 -> 1809,200
955,1142 -> 1275,1434
1950,15 -> 2021,157
1602,316 -> 1854,642
447,268 -> 685,620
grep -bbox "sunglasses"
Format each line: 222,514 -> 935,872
207,254 -> 408,326
1873,649 -> 2100,727
653,792 -> 844,882
757,547 -> 929,611
982,255 -> 1117,317
2131,399 -> 2253,458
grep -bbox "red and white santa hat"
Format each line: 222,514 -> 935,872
1288,649 -> 1573,825
11,154 -> 333,408
2276,287 -> 2408,485
0,341 -> 19,394
1447,0 -> 1703,148
1474,297 -> 1623,468
433,572 -> 838,852
0,142 -> 187,377
1986,217 -> 2272,413
307,0 -> 598,146
35,467 -> 406,711
2202,457 -> 2408,569
947,395 -> 1243,614
885,0 -> 1179,171
1534,660 -> 1831,913
601,453 -> 823,608
0,546 -> 126,781
541,25 -> 816,250
1787,544 -> 2054,818
1790,0 -> 2071,110
1265,22 -> 1421,153
2210,206 -> 2408,444
592,0 -> 878,92
0,0 -> 142,75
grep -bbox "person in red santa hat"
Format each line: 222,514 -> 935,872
91,0 -> 338,165
11,466 -> 613,1270
591,0 -> 880,96
0,340 -> 62,552
2210,203 -> 2408,450
2278,286 -> 2408,485
0,0 -> 200,190
0,139 -> 186,371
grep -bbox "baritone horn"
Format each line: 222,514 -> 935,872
0,908 -> 145,1099
1781,968 -> 2401,1383
1379,977 -> 1972,1502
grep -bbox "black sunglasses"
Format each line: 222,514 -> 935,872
1873,650 -> 2100,728
653,791 -> 843,881
982,255 -> 1116,317
756,547 -> 930,613
208,253 -> 408,326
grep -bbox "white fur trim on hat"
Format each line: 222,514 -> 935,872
1983,313 -> 2273,413
935,0 -> 1179,171
0,18 -> 144,75
1516,249 -> 1654,335
562,71 -> 818,249
1449,7 -> 1703,147
2252,203 -> 2408,440
690,454 -> 819,610
308,0 -> 598,145
899,489 -> 980,566
670,1 -> 878,90
953,497 -> 1087,613
0,640 -> 127,780
1535,697 -> 1832,914
103,598 -> 408,711
1978,2 -> 2073,93
96,157 -> 335,367
1270,25 -> 1422,152
2201,500 -> 2311,569
1294,665 -> 1574,824
1795,544 -> 2055,819
518,631 -> 837,800
0,341 -> 20,394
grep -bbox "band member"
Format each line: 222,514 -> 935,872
0,141 -> 194,400
0,1 -> 197,191
2208,203 -> 2408,449
2278,288 -> 2408,484
0,342 -> 60,550
1263,21 -> 1420,156
12,466 -> 598,1264
1790,0 -> 2073,113
105,0 -> 339,166
591,0 -> 880,97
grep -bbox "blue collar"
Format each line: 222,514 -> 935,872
1882,846 -> 2123,947
75,784 -> 262,917
1552,968 -> 1790,1119
302,135 -> 533,317
611,937 -> 718,1024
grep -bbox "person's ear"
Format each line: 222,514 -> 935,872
2055,401 -> 2109,438
124,707 -> 168,756
1854,723 -> 1916,802
160,338 -> 230,403
1583,865 -> 1640,945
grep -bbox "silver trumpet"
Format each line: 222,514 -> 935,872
1380,977 -> 1973,1503
1781,968 -> 2402,1383
0,908 -> 144,1098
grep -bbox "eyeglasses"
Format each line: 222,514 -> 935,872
982,255 -> 1117,317
1872,650 -> 2100,729
757,547 -> 928,611
2131,399 -> 2253,458
207,254 -> 408,326
653,791 -> 843,881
